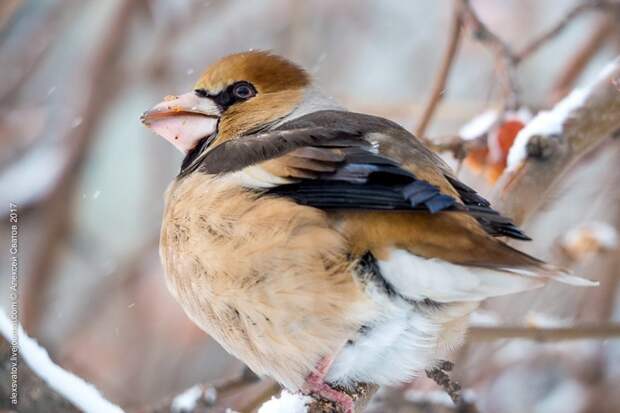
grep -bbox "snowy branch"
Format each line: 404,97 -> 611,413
494,57 -> 620,225
141,370 -> 277,413
259,384 -> 378,413
0,309 -> 124,413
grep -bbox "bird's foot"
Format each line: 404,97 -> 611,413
303,357 -> 354,413
304,380 -> 354,413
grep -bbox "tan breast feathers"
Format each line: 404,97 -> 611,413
159,173 -> 371,390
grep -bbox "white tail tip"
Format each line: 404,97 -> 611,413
551,272 -> 599,287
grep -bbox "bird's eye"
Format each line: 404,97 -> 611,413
232,83 -> 255,99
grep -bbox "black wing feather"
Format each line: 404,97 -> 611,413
200,110 -> 529,241
267,147 -> 458,214
444,176 -> 530,240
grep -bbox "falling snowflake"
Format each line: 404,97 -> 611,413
71,117 -> 83,128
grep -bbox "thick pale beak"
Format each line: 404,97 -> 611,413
141,91 -> 220,153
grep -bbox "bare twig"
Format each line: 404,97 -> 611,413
469,324 -> 620,341
416,4 -> 463,139
21,0 -> 139,332
458,0 -> 519,108
516,2 -> 599,62
425,361 -> 479,413
423,134 -> 487,160
138,369 -> 265,413
458,0 -> 620,110
0,0 -> 22,30
144,0 -> 229,82
0,2 -> 72,105
458,0 -> 515,62
550,17 -> 615,103
240,381 -> 281,412
425,361 -> 461,404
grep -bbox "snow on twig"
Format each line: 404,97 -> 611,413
258,390 -> 312,413
506,58 -> 620,172
0,308 -> 124,413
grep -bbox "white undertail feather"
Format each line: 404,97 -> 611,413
326,279 -> 478,387
325,249 -> 595,387
378,249 -> 596,304
531,263 -> 599,287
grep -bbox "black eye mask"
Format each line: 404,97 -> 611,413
194,81 -> 257,112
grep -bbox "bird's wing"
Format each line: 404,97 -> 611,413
201,110 -> 595,301
202,110 -> 525,240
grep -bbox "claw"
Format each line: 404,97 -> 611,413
303,357 -> 354,413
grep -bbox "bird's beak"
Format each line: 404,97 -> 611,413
141,92 -> 220,153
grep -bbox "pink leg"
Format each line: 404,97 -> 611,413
303,357 -> 354,413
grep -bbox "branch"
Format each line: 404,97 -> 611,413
138,369 -> 275,413
0,335 -> 81,413
493,57 -> 620,225
0,2 -> 71,106
425,362 -> 460,405
549,17 -> 615,103
469,324 -> 620,342
458,0 -> 519,108
422,134 -> 487,160
0,309 -> 123,413
21,0 -> 139,332
259,384 -> 379,413
416,4 -> 463,139
421,0 -> 618,161
458,0 -> 620,110
515,1 -> 600,62
425,361 -> 479,413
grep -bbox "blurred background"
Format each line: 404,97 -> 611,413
1,0 -> 619,412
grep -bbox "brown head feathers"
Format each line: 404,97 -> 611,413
195,50 -> 310,94
197,51 -> 311,143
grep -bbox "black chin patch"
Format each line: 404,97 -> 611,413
179,136 -> 212,177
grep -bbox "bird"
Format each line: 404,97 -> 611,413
141,51 -> 595,412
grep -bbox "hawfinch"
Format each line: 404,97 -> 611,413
142,51 -> 594,412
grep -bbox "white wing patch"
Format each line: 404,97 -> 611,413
378,249 -> 546,302
223,165 -> 292,189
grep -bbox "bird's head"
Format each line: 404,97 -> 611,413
141,51 -> 310,155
